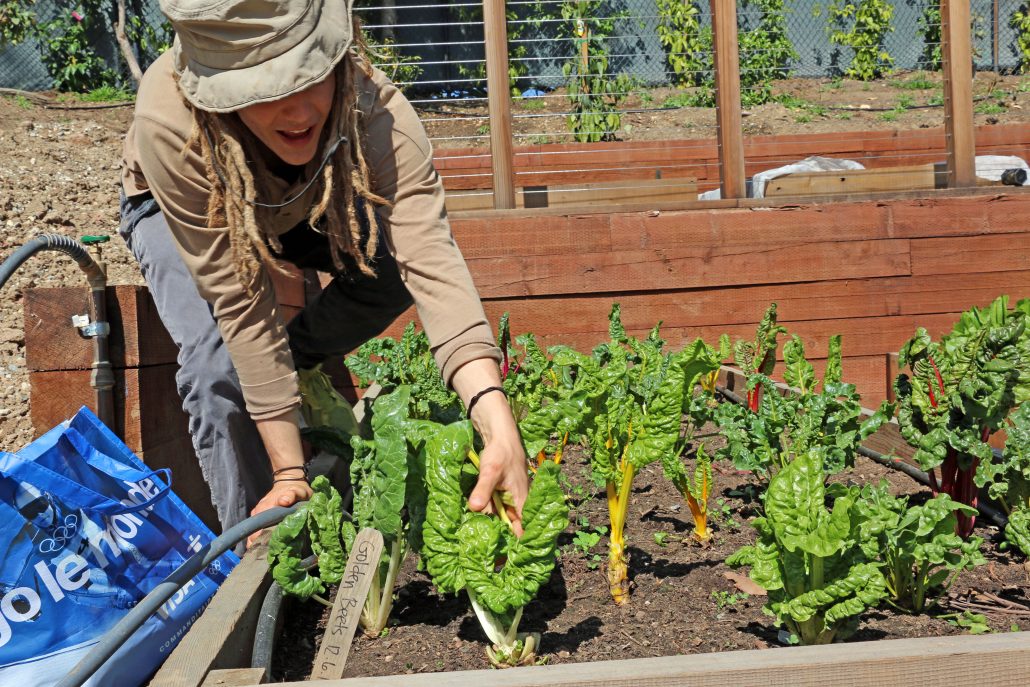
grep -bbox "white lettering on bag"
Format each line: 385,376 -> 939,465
0,554 -> 93,649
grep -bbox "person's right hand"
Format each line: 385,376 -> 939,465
246,479 -> 313,548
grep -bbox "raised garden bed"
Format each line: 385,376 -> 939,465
151,368 -> 1030,687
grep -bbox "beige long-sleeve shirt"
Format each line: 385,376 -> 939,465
121,51 -> 499,420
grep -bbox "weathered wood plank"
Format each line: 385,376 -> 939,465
764,164 -> 938,197
24,285 -> 178,371
450,192 -> 1030,259
149,534 -> 274,687
910,232 -> 1030,276
263,632 -> 1030,686
434,123 -> 1030,190
200,667 -> 267,686
29,363 -> 187,451
138,437 -> 220,534
468,239 -> 911,299
445,178 -> 699,214
469,272 -> 1030,337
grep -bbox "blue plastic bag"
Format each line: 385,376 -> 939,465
0,407 -> 238,686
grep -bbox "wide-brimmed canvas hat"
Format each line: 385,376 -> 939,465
160,0 -> 354,113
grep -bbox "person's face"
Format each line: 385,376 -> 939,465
236,72 -> 336,167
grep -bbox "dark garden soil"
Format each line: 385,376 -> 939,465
271,422 -> 1030,681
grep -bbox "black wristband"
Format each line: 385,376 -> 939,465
272,465 -> 309,481
466,385 -> 505,419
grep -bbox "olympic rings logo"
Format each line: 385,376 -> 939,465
37,514 -> 80,554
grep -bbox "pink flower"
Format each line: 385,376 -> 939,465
71,11 -> 83,21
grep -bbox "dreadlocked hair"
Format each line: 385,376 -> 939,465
186,30 -> 386,296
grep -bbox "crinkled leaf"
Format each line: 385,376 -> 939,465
421,420 -> 474,594
464,462 -> 569,615
307,475 -> 345,585
269,505 -> 323,599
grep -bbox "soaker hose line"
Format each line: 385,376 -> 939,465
715,384 -> 1008,529
57,504 -> 301,687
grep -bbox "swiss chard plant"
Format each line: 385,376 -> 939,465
727,449 -> 888,645
496,313 -> 585,466
342,386 -> 427,637
297,364 -> 361,456
268,475 -> 346,606
733,302 -> 786,412
667,444 -> 714,543
993,403 -> 1030,555
551,305 -> 720,603
420,420 -> 568,666
345,322 -> 462,422
856,483 -> 984,612
894,295 -> 1030,538
716,333 -> 892,481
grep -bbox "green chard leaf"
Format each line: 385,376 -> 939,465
421,420 -> 475,594
268,505 -> 324,599
462,462 -> 569,615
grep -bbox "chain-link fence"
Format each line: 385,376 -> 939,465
2,1 -> 1027,92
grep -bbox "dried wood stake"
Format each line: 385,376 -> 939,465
311,528 -> 385,680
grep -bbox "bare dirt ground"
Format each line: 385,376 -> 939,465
1,69 -> 1029,454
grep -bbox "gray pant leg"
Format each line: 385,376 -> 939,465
118,193 -> 271,533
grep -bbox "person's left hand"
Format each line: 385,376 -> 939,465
246,479 -> 313,548
466,394 -> 529,536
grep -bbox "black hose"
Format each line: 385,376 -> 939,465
57,504 -> 300,687
715,384 -> 1008,528
0,234 -> 104,290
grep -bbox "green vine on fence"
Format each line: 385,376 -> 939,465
0,0 -> 173,93
657,0 -> 795,108
826,0 -> 894,80
738,0 -> 797,105
1013,4 -> 1030,73
654,0 -> 711,88
555,1 -> 633,143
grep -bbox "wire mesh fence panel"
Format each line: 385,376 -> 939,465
3,1 -> 1028,204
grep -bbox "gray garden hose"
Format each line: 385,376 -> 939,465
57,504 -> 300,687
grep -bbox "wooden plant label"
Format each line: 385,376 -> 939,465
311,527 -> 384,680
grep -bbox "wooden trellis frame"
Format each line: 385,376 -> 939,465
480,0 -> 980,203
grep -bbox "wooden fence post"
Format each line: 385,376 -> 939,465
710,0 -> 746,200
942,0 -> 976,187
483,0 -> 516,209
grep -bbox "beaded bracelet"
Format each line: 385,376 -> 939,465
466,385 -> 505,419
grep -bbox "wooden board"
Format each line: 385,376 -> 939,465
23,285 -> 178,371
433,123 -> 1030,190
201,668 -> 267,686
449,192 -> 1030,259
764,164 -> 939,197
29,363 -> 187,452
148,533 -> 275,687
259,632 -> 1030,686
465,239 -> 911,299
445,178 -> 698,213
138,437 -> 220,534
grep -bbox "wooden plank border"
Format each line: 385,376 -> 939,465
261,632 -> 1030,686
